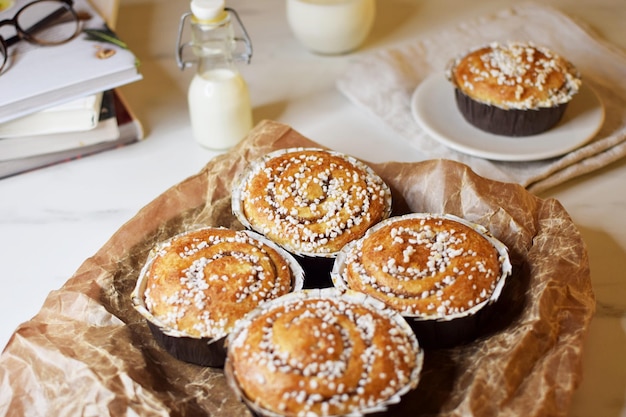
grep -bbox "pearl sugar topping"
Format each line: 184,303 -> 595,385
239,149 -> 391,255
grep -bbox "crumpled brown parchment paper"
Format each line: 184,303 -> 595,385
0,120 -> 594,417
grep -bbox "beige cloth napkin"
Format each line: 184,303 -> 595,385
336,2 -> 626,193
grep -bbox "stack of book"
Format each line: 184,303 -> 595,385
0,0 -> 143,179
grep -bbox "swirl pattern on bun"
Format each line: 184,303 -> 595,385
135,227 -> 302,340
225,289 -> 422,417
333,213 -> 511,320
232,148 -> 392,257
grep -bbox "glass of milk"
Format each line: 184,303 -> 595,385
286,0 -> 376,55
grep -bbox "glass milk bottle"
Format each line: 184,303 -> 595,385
176,0 -> 253,149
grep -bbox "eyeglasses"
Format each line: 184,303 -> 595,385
0,0 -> 80,74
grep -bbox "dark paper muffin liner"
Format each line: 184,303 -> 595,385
146,321 -> 228,367
454,82 -> 569,137
295,254 -> 335,288
402,296 -> 502,349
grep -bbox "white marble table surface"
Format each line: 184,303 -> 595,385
1,0 -> 624,416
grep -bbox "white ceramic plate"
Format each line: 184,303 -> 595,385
410,74 -> 605,162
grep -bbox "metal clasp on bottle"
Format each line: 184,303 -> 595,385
175,7 -> 253,70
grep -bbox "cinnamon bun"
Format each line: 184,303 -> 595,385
225,288 -> 423,416
332,213 -> 511,346
446,41 -> 581,136
232,148 -> 392,258
131,227 -> 304,366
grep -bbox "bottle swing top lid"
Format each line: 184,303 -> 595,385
191,0 -> 227,22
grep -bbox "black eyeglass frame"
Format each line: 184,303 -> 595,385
0,0 -> 79,72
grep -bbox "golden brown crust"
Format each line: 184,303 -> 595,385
337,214 -> 510,318
228,292 -> 421,416
235,148 -> 392,256
448,41 -> 581,110
142,228 -> 296,339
